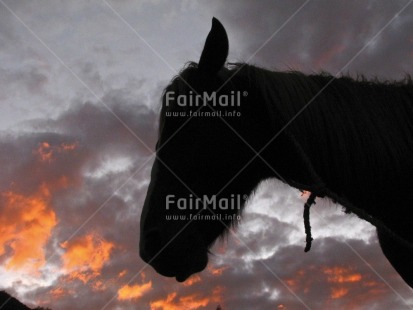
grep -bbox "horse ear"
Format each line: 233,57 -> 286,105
198,17 -> 229,75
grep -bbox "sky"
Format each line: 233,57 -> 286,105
0,0 -> 413,309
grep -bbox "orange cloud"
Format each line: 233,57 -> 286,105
150,286 -> 223,310
284,266 -> 314,293
49,287 -> 66,299
183,274 -> 201,287
330,287 -> 349,299
321,266 -> 388,307
61,142 -> 78,152
34,142 -> 53,162
323,266 -> 363,300
33,141 -> 78,163
0,184 -> 57,273
117,281 -> 152,301
60,234 -> 114,283
208,265 -> 227,276
285,264 -> 390,307
118,270 -> 127,278
91,280 -> 106,292
324,266 -> 362,284
284,265 -> 366,299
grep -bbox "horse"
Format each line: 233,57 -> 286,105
140,18 -> 413,287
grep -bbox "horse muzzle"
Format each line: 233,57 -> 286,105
139,227 -> 209,282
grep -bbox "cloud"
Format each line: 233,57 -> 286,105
0,81 -> 158,308
0,185 -> 56,273
61,233 -> 115,284
33,141 -> 78,163
1,1 -> 413,309
208,0 -> 413,79
0,136 -> 83,276
117,281 -> 152,301
202,236 -> 413,310
150,287 -> 223,310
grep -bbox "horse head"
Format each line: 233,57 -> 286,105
139,18 -> 273,282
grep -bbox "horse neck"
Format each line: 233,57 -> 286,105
258,71 -> 413,241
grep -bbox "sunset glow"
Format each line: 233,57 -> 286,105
117,281 -> 152,300
61,234 -> 114,283
183,274 -> 201,286
33,141 -> 78,163
324,267 -> 362,284
208,265 -> 228,276
0,184 -> 56,273
1,2 -> 412,309
150,286 -> 223,310
151,292 -> 212,310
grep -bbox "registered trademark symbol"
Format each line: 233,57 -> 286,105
243,91 -> 248,97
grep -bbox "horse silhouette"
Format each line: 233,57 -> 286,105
140,18 -> 413,287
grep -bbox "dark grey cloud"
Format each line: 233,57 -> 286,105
1,1 -> 413,309
208,0 -> 413,79
0,82 -> 158,308
202,237 -> 413,310
0,67 -> 48,99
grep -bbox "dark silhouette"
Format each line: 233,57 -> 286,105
0,291 -> 51,310
0,291 -> 30,310
140,18 -> 413,287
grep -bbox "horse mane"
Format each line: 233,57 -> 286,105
160,61 -> 413,245
158,62 -> 201,140
238,64 -> 412,169
234,64 -> 413,188
166,63 -> 413,181
232,63 -> 413,242
232,64 -> 413,250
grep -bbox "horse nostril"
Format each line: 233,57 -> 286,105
143,229 -> 163,259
